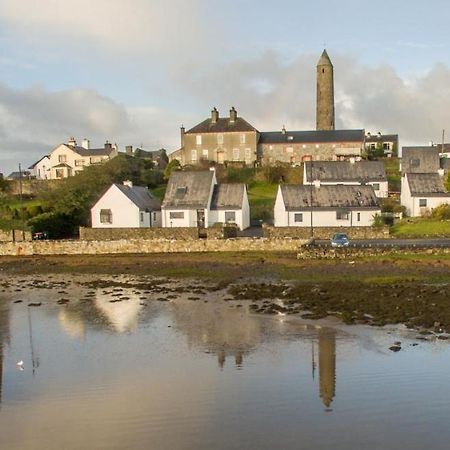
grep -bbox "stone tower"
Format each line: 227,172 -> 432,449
316,49 -> 335,131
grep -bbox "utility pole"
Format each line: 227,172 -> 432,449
18,163 -> 25,241
442,129 -> 445,153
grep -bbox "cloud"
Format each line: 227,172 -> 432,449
0,0 -> 210,60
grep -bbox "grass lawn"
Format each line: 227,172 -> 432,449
391,218 -> 450,237
152,185 -> 167,200
383,157 -> 400,192
1,197 -> 43,209
247,182 -> 278,221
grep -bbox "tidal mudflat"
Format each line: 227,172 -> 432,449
1,271 -> 450,449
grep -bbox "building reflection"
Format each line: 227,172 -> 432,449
0,301 -> 10,405
317,329 -> 336,410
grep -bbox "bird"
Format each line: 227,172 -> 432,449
16,360 -> 24,370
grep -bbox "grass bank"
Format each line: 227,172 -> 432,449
391,218 -> 450,238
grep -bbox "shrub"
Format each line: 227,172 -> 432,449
431,204 -> 450,220
28,212 -> 78,239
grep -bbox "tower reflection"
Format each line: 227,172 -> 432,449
317,329 -> 336,410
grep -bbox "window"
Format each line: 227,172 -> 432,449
202,149 -> 209,159
170,211 -> 184,219
191,149 -> 197,161
336,211 -> 350,220
232,148 -> 240,161
419,199 -> 427,207
58,155 -> 67,163
372,183 -> 380,191
357,212 -> 361,222
217,134 -> 224,145
294,213 -> 303,223
240,134 -> 246,144
153,212 -> 157,221
383,143 -> 391,150
370,143 -> 376,149
245,148 -> 252,161
55,169 -> 64,179
410,158 -> 420,167
100,209 -> 112,224
140,211 -> 144,222
196,135 -> 202,145
75,159 -> 85,166
225,211 -> 236,222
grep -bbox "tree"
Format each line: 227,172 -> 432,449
164,159 -> 181,180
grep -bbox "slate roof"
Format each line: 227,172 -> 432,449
186,117 -> 258,134
406,173 -> 450,197
440,158 -> 450,172
113,184 -> 161,210
28,155 -> 49,169
162,171 -> 215,209
259,129 -> 364,145
304,161 -> 387,182
6,171 -> 31,180
401,146 -> 440,174
210,184 -> 245,210
69,145 -> 114,157
52,163 -> 72,168
365,134 -> 398,143
280,184 -> 380,211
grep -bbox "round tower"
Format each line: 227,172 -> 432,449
316,49 -> 335,131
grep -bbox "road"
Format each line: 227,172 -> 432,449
313,239 -> 450,248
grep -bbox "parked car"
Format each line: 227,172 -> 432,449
330,233 -> 350,248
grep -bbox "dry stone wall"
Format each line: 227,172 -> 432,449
79,227 -> 199,241
0,230 -> 32,242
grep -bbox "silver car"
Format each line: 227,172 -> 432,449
330,233 -> 350,248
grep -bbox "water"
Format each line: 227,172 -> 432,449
0,275 -> 450,449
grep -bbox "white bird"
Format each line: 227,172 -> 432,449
16,360 -> 24,369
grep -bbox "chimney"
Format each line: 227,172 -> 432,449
68,137 -> 77,146
81,138 -> 90,150
377,131 -> 382,138
112,142 -> 118,151
229,106 -> 237,123
180,125 -> 185,148
123,180 -> 133,188
281,125 -> 286,135
125,145 -> 133,155
104,140 -> 112,150
211,107 -> 219,124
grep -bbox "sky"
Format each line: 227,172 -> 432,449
2,0 -> 450,174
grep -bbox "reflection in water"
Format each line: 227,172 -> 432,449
318,329 -> 336,409
0,299 -> 10,405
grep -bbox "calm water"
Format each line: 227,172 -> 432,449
0,275 -> 450,450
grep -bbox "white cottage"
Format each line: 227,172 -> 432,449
91,181 -> 161,228
274,184 -> 380,227
303,160 -> 388,198
28,155 -> 50,180
162,169 -> 250,230
400,173 -> 450,217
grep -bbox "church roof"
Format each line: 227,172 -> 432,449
317,49 -> 333,66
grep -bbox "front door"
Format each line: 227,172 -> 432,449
197,209 -> 205,228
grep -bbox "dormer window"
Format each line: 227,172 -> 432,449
175,186 -> 187,198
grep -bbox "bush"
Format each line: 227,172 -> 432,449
28,212 -> 78,239
27,205 -> 44,218
431,204 -> 450,220
372,213 -> 385,228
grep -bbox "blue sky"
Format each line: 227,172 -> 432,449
2,0 -> 450,174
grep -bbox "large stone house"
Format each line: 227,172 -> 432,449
259,129 -> 365,166
365,132 -> 398,156
47,138 -> 118,179
274,184 -> 380,227
91,181 -> 161,228
162,169 -> 250,230
303,160 -> 388,198
170,107 -> 259,167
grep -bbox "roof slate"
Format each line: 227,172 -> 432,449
70,146 -> 113,157
186,117 -> 258,134
114,184 -> 161,210
280,184 -> 379,211
304,161 -> 387,182
162,171 -> 214,209
210,184 -> 245,210
401,146 -> 441,174
259,129 -> 364,145
406,173 -> 450,196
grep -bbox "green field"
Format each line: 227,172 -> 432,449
391,218 -> 450,238
247,181 -> 278,221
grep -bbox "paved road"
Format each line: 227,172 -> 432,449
313,239 -> 450,248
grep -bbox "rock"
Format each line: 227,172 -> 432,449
28,302 -> 42,307
389,345 -> 401,352
13,300 -> 23,303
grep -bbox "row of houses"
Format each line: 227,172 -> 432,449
91,161 -> 388,231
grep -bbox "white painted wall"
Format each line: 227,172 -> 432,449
91,184 -> 159,228
31,156 -> 50,180
162,209 -> 199,228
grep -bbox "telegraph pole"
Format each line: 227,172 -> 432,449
18,163 -> 25,240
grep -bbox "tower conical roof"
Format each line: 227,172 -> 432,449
317,49 -> 333,66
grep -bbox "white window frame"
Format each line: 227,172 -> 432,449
294,213 -> 303,223
224,211 -> 236,222
217,134 -> 224,145
202,149 -> 209,159
240,134 -> 246,144
191,149 -> 197,161
196,135 -> 202,145
419,199 -> 427,207
170,211 -> 185,219
58,154 -> 67,163
232,148 -> 239,161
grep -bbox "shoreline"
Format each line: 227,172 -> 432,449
1,252 -> 450,335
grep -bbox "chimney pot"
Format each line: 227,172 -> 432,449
123,180 -> 133,188
211,107 -> 219,124
229,106 -> 237,123
126,145 -> 133,155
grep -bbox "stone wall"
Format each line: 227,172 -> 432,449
297,246 -> 450,259
79,226 -> 199,241
0,237 -> 306,256
0,229 -> 32,242
6,179 -> 59,196
205,225 -> 238,239
262,224 -> 390,240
